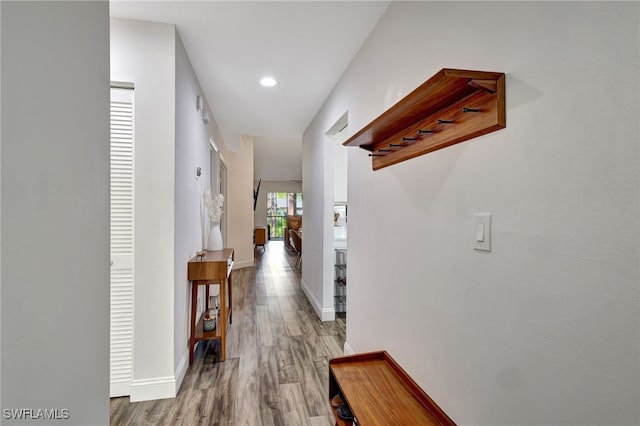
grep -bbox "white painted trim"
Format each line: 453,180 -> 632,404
301,278 -> 336,321
233,259 -> 255,270
174,350 -> 188,394
343,342 -> 355,355
110,80 -> 134,90
210,138 -> 219,153
110,382 -> 131,398
321,307 -> 336,321
130,376 -> 176,402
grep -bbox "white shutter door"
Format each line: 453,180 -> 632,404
110,87 -> 134,397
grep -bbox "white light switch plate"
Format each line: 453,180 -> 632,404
473,213 -> 492,252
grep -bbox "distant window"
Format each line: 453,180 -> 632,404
266,192 -> 302,238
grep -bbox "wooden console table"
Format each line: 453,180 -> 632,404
254,226 -> 267,253
329,351 -> 456,425
187,248 -> 234,364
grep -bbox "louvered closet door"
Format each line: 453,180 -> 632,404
110,87 -> 135,397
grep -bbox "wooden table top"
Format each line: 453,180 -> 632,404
188,248 -> 234,263
188,249 -> 234,281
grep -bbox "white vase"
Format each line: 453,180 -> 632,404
207,222 -> 223,251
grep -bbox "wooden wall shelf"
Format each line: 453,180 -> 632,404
343,68 -> 505,170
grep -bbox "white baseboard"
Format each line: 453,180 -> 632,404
343,341 -> 355,355
174,350 -> 188,394
110,381 -> 131,398
130,376 -> 176,402
233,259 -> 255,270
301,278 -> 335,321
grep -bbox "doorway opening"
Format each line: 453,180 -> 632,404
266,192 -> 303,239
210,139 -> 228,244
326,111 -> 349,319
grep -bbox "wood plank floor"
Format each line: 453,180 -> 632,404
110,241 -> 346,425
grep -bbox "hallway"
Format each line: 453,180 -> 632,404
110,241 -> 346,425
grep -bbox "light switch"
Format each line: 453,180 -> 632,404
473,213 -> 492,252
475,223 -> 485,242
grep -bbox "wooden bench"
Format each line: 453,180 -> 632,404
328,351 -> 456,425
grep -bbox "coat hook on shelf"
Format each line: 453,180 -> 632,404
346,68 -> 506,171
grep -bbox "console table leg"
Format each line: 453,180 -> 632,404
220,277 -> 226,362
205,284 -> 210,311
228,272 -> 233,324
189,280 -> 198,365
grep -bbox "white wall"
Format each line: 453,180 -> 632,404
1,1 -> 110,424
174,33 -> 214,389
253,137 -> 302,182
303,2 -> 639,425
0,0 -> 3,409
302,116 -> 338,321
225,136 -> 255,269
253,180 -> 302,229
111,18 -> 177,402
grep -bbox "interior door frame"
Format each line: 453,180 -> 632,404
210,139 -> 228,246
219,159 -> 228,246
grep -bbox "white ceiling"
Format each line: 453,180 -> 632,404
110,1 -> 389,181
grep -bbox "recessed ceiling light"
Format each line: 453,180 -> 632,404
260,76 -> 278,87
